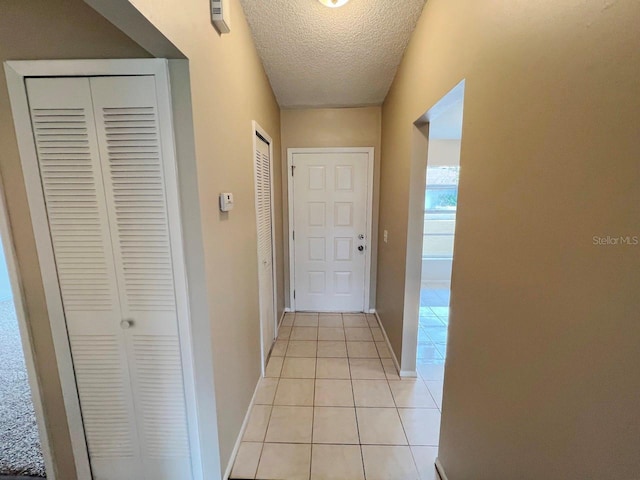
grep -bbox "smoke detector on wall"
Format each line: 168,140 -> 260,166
318,0 -> 350,7
211,0 -> 231,33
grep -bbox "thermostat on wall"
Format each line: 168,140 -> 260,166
219,193 -> 234,212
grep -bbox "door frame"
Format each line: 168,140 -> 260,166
252,121 -> 278,374
402,80 -> 465,377
4,59 -> 206,480
0,177 -> 55,478
287,147 -> 375,312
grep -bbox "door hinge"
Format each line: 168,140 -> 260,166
293,290 -> 296,299
293,230 -> 295,241
291,165 -> 296,176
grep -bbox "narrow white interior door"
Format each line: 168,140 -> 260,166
255,134 -> 276,365
90,76 -> 193,480
292,151 -> 370,312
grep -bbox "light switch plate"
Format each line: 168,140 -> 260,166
219,192 -> 234,212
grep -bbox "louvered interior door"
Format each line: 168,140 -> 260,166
90,76 -> 193,480
26,75 -> 194,480
255,135 -> 275,365
26,78 -> 143,480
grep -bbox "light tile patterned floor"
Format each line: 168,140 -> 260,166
230,312 -> 442,480
417,289 -> 449,379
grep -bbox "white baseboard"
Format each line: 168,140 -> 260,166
435,458 -> 448,480
277,310 -> 287,329
223,377 -> 261,480
372,311 -> 402,376
372,311 -> 418,378
226,313 -> 285,479
285,308 -> 376,314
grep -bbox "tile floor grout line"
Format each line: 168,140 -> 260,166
346,313 -> 368,480
386,360 -> 412,453
262,371 -> 280,444
251,439 -> 265,480
408,444 -> 424,480
392,386 -> 412,449
423,378 -> 441,412
252,374 -> 279,479
309,314 -> 319,480
387,367 -> 422,477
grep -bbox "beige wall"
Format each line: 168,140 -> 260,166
0,1 -> 152,477
280,107 -> 382,310
119,0 -> 283,474
378,0 -> 640,478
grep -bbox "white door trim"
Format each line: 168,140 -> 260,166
252,121 -> 278,375
0,177 -> 55,479
401,80 -> 465,376
287,147 -> 374,312
4,59 -> 206,480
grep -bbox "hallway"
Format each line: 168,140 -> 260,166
230,313 -> 441,480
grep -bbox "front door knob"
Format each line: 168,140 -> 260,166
358,245 -> 364,252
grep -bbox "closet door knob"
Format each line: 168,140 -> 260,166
120,319 -> 134,330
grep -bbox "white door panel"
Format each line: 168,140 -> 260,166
292,152 -> 369,312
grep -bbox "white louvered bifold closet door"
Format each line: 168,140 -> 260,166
255,135 -> 275,364
90,76 -> 192,480
26,77 -> 142,480
26,76 -> 193,480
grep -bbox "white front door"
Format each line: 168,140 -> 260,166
291,150 -> 371,312
254,133 -> 276,366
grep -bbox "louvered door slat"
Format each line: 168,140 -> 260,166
26,78 -> 142,479
70,335 -> 134,458
258,150 -> 273,261
99,96 -> 174,311
90,76 -> 193,480
133,335 -> 190,459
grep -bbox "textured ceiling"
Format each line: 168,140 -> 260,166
239,0 -> 427,108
